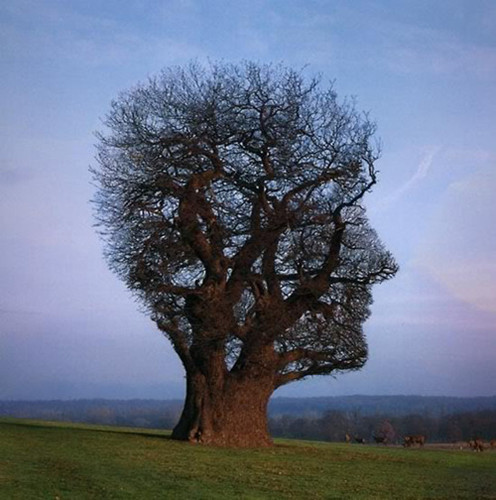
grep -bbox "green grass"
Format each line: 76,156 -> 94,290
1,418 -> 495,499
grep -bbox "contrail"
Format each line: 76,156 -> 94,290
411,149 -> 437,183
373,147 -> 441,212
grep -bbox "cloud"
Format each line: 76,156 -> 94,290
0,1 -> 203,69
386,38 -> 496,79
0,317 -> 184,399
0,167 -> 33,186
416,168 -> 496,313
344,3 -> 496,80
0,308 -> 41,317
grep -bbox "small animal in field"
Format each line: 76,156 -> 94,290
354,436 -> 366,444
403,435 -> 425,447
373,435 -> 387,445
468,438 -> 484,452
345,433 -> 351,443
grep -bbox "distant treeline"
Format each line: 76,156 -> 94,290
269,410 -> 496,443
1,396 -> 496,442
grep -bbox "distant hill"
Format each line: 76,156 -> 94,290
1,395 -> 496,429
0,399 -> 183,429
268,395 -> 496,417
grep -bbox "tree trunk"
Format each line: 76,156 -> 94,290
171,371 -> 274,447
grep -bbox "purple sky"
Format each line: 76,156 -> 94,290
1,0 -> 495,400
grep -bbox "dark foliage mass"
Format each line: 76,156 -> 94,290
91,62 -> 397,445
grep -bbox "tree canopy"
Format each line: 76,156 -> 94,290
92,61 -> 398,446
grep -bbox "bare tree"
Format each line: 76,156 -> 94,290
92,62 -> 398,447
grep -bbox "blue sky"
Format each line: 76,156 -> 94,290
1,0 -> 495,399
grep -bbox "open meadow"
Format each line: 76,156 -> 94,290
1,418 -> 495,499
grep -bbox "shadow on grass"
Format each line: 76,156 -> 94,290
0,417 -> 173,441
0,418 -> 317,451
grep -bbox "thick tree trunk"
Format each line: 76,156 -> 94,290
171,371 -> 274,447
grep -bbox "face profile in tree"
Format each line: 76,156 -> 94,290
92,61 -> 398,447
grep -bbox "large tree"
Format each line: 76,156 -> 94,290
92,62 -> 398,447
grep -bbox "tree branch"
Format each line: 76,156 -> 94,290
277,347 -> 338,367
156,319 -> 195,372
274,357 -> 364,388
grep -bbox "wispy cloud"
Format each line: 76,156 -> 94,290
0,307 -> 41,316
0,167 -> 33,186
373,147 -> 440,212
0,1 -> 203,69
385,37 -> 496,79
336,3 -> 496,80
416,168 -> 496,313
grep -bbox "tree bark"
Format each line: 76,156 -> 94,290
171,371 -> 274,447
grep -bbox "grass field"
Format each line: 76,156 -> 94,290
1,418 -> 495,499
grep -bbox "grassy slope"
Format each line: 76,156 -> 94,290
1,418 -> 495,499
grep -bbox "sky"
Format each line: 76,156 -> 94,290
1,0 -> 495,400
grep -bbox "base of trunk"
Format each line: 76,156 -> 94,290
172,373 -> 273,447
